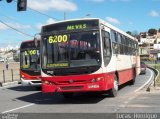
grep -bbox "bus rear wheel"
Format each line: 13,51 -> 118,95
108,75 -> 118,97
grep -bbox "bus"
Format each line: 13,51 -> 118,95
20,40 -> 41,87
40,18 -> 140,97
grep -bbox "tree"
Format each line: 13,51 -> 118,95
158,28 -> 160,32
126,30 -> 139,37
132,30 -> 139,37
148,28 -> 157,36
126,31 -> 132,35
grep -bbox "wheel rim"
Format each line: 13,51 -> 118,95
114,78 -> 118,91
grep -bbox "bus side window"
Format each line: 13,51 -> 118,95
102,30 -> 111,66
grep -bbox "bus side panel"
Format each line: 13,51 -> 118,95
118,68 -> 133,85
136,56 -> 141,75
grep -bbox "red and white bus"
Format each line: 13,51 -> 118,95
20,40 -> 41,86
40,18 -> 140,97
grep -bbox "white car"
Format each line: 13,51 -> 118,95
0,58 -> 4,62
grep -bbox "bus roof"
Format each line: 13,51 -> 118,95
42,18 -> 137,42
21,40 -> 33,43
20,40 -> 40,49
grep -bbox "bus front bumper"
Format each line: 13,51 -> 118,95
42,82 -> 111,93
21,78 -> 42,86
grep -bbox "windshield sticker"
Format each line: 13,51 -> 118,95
47,63 -> 69,67
22,64 -> 29,68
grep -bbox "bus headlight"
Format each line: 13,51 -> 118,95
44,80 -> 49,85
96,77 -> 104,81
90,77 -> 104,83
21,75 -> 24,78
43,80 -> 53,85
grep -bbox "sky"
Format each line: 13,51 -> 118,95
0,0 -> 160,48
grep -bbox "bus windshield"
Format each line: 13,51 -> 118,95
42,30 -> 101,69
20,49 -> 40,70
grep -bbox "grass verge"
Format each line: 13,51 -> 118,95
147,63 -> 160,86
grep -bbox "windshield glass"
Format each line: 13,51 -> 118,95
20,49 -> 40,70
42,31 -> 101,69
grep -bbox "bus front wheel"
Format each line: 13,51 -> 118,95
108,75 -> 118,97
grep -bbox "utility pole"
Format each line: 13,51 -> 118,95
64,12 -> 66,20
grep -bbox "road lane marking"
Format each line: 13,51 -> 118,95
134,68 -> 153,92
1,103 -> 35,114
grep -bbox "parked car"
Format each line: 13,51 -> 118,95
0,57 -> 4,62
140,61 -> 146,74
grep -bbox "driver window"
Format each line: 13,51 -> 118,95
22,52 -> 30,69
102,30 -> 111,66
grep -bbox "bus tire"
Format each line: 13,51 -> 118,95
62,93 -> 74,98
35,86 -> 42,91
108,75 -> 118,97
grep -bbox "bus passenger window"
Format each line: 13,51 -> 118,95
25,56 -> 28,65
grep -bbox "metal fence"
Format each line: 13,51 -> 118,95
0,62 -> 20,84
0,69 -> 20,84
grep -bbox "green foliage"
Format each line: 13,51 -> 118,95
148,28 -> 157,36
126,31 -> 132,35
126,31 -> 139,37
147,63 -> 160,86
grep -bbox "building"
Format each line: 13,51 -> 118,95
139,31 -> 160,60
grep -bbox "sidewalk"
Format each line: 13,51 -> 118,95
0,62 -> 20,86
117,86 -> 160,113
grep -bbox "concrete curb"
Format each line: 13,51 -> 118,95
147,66 -> 159,86
0,81 -> 21,87
134,68 -> 154,92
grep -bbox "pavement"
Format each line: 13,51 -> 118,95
0,81 -> 20,87
115,86 -> 160,113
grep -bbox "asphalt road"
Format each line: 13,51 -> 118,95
0,68 -> 154,114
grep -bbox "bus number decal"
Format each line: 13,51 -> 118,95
48,35 -> 68,44
24,50 -> 36,55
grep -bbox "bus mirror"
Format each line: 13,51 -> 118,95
34,38 -> 38,48
34,33 -> 41,48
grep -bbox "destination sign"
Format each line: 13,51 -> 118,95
67,24 -> 87,30
21,40 -> 40,49
24,50 -> 37,56
42,19 -> 99,32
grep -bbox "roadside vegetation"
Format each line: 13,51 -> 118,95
146,62 -> 160,86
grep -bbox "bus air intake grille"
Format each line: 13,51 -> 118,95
31,81 -> 42,83
61,86 -> 83,90
58,80 -> 86,84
